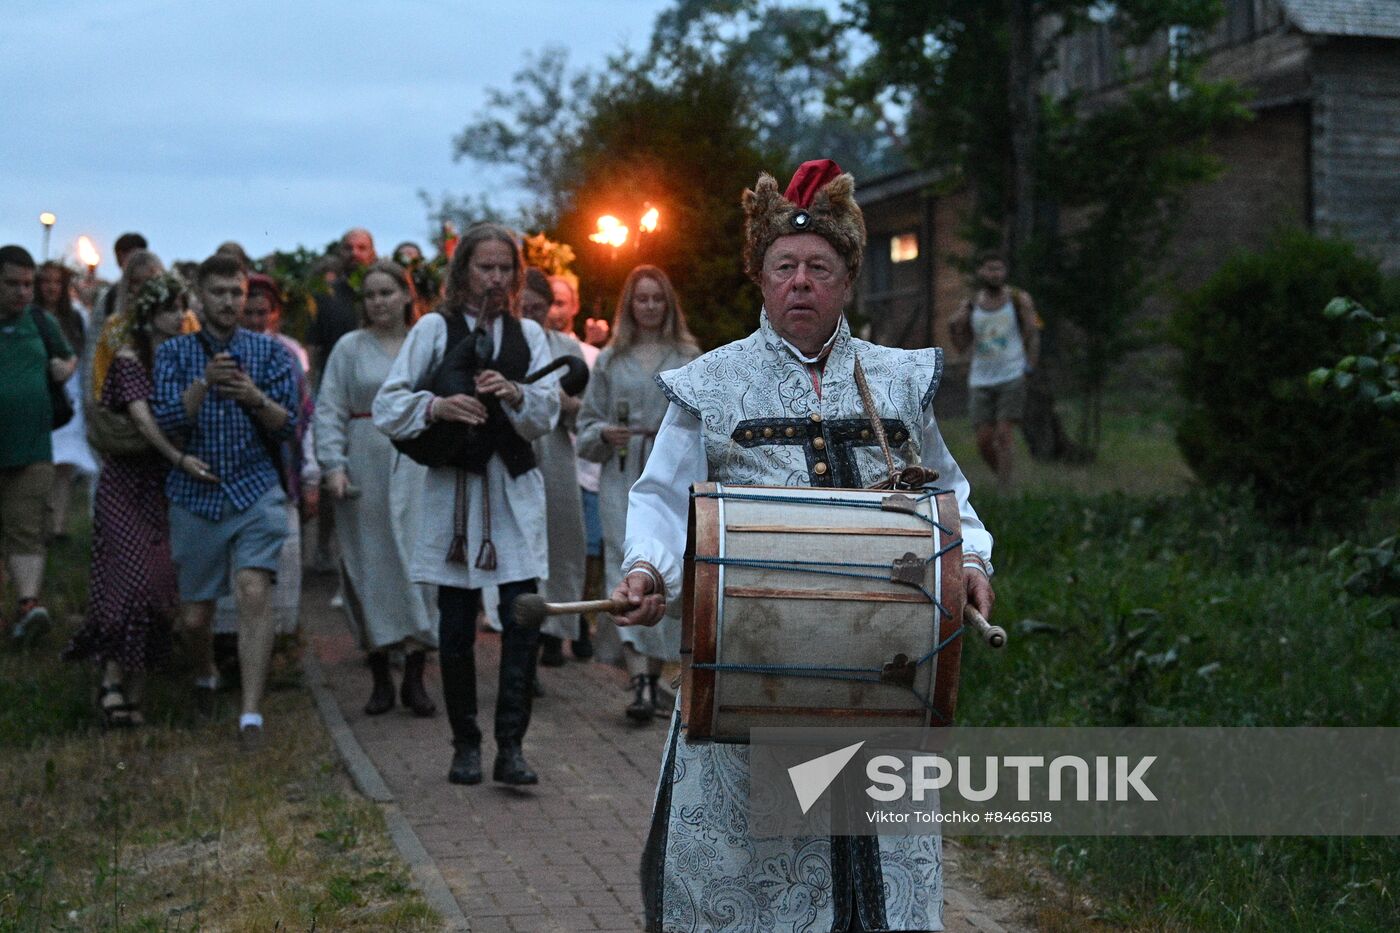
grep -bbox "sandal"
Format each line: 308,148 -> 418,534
97,683 -> 137,729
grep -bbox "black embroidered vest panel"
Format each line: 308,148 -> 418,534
453,312 -> 536,478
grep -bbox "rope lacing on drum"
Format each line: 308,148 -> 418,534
691,488 -> 953,534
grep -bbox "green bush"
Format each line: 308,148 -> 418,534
1172,230 -> 1400,520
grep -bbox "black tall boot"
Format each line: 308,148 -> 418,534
401,651 -> 437,717
494,618 -> 540,786
648,674 -> 669,718
364,651 -> 395,716
439,651 -> 481,784
538,634 -> 566,667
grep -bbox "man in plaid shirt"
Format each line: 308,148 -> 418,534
153,253 -> 298,748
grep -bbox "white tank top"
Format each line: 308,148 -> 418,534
968,299 -> 1027,388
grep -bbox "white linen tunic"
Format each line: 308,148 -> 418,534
372,312 -> 560,589
534,327 -> 589,640
314,329 -> 437,649
622,311 -> 992,933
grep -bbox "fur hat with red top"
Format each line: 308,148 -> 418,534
742,158 -> 866,284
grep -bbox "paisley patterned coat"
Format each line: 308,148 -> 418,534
627,311 -> 993,932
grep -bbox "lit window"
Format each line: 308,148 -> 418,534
890,233 -> 919,263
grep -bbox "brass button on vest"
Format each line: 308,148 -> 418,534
784,426 -> 795,437
809,412 -> 822,423
744,430 -> 754,440
813,437 -> 826,450
813,461 -> 829,476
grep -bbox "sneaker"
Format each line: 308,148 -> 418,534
194,674 -> 222,719
238,723 -> 264,753
11,600 -> 50,649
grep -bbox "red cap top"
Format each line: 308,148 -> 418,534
783,159 -> 844,208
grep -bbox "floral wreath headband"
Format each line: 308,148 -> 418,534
129,272 -> 189,328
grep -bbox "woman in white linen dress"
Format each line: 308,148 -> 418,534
576,265 -> 698,722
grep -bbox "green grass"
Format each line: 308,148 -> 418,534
939,413 -> 1398,930
1,487 -> 439,931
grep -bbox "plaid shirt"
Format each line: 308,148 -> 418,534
153,328 -> 298,520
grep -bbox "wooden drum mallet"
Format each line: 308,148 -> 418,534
965,605 -> 1008,649
512,594 -> 632,630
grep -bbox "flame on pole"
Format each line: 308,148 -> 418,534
639,207 -> 659,234
77,235 -> 100,272
589,215 -> 629,249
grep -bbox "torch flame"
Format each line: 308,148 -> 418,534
589,215 -> 629,248
77,235 -> 100,268
639,207 -> 659,234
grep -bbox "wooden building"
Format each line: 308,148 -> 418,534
856,0 -> 1400,354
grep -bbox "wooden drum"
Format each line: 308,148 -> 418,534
681,483 -> 966,743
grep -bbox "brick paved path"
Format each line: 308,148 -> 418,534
302,575 -> 1031,933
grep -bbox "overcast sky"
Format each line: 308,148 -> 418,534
1,0 -> 674,278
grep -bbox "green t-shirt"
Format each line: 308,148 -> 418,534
0,306 -> 75,468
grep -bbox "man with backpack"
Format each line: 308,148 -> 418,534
0,245 -> 77,646
949,250 -> 1042,488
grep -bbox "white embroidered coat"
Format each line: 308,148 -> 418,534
622,311 -> 993,932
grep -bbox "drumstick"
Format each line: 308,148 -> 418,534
965,605 -> 1008,649
512,593 -> 632,629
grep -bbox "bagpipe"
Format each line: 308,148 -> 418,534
393,311 -> 589,470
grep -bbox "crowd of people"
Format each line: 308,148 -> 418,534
2,155 -> 1011,931
0,223 -> 674,763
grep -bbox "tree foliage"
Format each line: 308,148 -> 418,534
834,0 -> 1247,451
1034,63 -> 1249,448
439,1 -> 923,349
451,43 -> 778,348
1308,298 -> 1400,415
1311,297 -> 1400,625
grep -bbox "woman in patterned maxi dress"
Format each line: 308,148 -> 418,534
65,274 -> 217,726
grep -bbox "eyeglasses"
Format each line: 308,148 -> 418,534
764,259 -> 839,284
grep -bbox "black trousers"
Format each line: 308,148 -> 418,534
438,579 -> 539,747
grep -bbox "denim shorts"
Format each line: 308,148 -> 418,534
169,485 -> 289,602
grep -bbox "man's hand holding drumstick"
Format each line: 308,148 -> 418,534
610,565 -> 667,627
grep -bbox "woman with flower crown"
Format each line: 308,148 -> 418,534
65,273 -> 216,728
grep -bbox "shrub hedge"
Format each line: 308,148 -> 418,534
1172,230 -> 1400,520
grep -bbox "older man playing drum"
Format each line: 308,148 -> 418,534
610,160 -> 996,932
